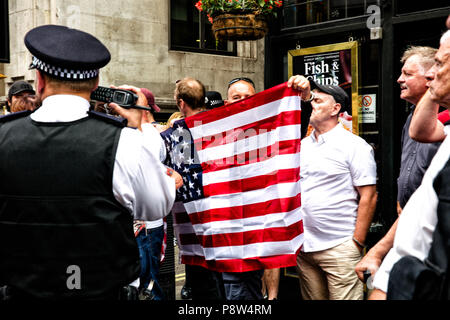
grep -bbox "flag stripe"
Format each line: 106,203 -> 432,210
184,180 -> 300,213
203,167 -> 300,197
187,96 -> 301,140
187,194 -> 301,225
181,233 -> 303,261
181,252 -> 301,273
185,84 -> 300,129
182,219 -> 303,248
195,110 -> 301,151
201,139 -> 300,174
192,207 -> 302,236
202,152 -> 300,186
179,232 -> 200,245
173,209 -> 191,225
197,124 -> 301,165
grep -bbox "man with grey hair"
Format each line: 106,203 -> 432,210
369,30 -> 450,299
355,46 -> 439,284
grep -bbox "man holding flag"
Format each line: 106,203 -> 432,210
163,76 -> 305,300
289,75 -> 377,300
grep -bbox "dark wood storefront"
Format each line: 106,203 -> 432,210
264,1 -> 450,299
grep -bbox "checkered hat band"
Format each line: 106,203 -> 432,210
31,56 -> 99,80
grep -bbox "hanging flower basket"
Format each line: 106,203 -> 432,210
212,12 -> 268,41
195,0 -> 282,41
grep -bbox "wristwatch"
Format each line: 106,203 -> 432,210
353,237 -> 367,249
304,92 -> 315,102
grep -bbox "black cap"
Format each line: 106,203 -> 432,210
25,25 -> 110,80
310,80 -> 350,113
8,80 -> 35,100
205,91 -> 224,109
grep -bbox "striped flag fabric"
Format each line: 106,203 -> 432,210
163,82 -> 303,273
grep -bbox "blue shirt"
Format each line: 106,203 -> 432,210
397,108 -> 441,208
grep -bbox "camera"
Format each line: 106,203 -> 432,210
90,86 -> 153,112
90,86 -> 138,108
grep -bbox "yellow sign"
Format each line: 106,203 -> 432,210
288,41 -> 360,135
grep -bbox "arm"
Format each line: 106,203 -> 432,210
113,129 -> 177,221
287,75 -> 313,100
409,89 -> 445,143
368,289 -> 387,300
355,218 -> 399,281
353,185 -> 378,252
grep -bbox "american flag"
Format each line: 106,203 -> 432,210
162,83 -> 303,272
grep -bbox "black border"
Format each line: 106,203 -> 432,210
0,0 -> 9,63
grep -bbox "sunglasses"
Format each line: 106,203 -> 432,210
228,77 -> 255,89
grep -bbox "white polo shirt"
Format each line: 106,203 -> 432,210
300,123 -> 377,252
372,126 -> 450,293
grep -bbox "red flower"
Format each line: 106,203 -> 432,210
195,1 -> 203,11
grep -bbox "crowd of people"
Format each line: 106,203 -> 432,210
0,16 -> 449,300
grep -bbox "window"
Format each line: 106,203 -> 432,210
395,0 -> 450,15
170,0 -> 236,55
282,0 -> 380,29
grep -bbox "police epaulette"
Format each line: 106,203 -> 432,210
88,110 -> 128,127
0,110 -> 32,123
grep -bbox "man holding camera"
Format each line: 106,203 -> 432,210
0,25 -> 179,300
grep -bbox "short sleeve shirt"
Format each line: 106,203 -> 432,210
300,123 -> 377,252
397,110 -> 441,208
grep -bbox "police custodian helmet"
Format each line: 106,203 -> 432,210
24,24 -> 111,80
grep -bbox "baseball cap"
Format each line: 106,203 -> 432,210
309,79 -> 350,113
8,80 -> 36,100
140,88 -> 161,112
205,91 -> 224,109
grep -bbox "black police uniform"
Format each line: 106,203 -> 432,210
0,25 -> 141,300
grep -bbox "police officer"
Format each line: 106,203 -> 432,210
0,25 -> 179,300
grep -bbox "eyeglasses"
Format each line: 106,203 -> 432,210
228,77 -> 255,89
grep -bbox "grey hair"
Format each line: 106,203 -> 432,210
401,46 -> 437,74
441,30 -> 450,45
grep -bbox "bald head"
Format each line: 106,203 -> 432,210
226,80 -> 256,104
426,30 -> 450,107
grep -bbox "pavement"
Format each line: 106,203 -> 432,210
174,243 -> 187,300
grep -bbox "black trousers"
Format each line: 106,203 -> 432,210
185,264 -> 225,300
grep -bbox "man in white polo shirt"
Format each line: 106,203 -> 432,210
288,76 -> 378,300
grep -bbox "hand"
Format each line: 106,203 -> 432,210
166,168 -> 183,190
355,250 -> 381,282
108,85 -> 148,130
368,288 -> 387,300
287,75 -> 312,101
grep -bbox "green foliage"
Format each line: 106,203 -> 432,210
195,0 -> 283,17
